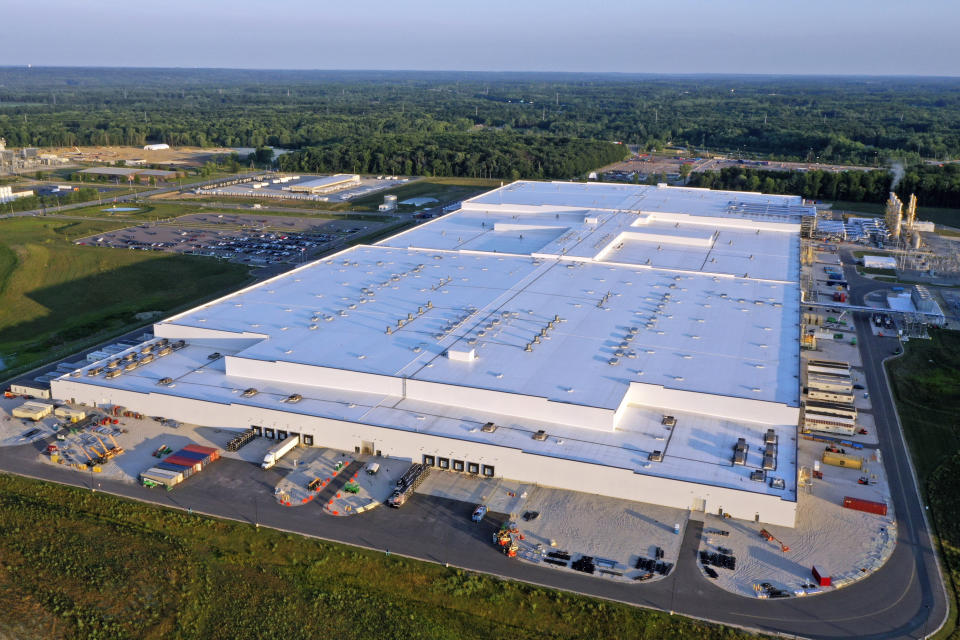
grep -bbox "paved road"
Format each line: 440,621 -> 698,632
0,173 -> 265,219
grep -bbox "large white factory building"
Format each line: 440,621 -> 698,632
53,181 -> 812,526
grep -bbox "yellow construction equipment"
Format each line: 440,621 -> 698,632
106,433 -> 125,456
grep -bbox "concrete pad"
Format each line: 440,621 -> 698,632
418,469 -> 687,582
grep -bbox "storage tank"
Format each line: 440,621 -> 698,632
822,451 -> 863,469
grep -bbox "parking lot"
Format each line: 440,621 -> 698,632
74,213 -> 389,265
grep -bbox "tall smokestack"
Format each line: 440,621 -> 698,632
905,193 -> 917,229
885,192 -> 903,240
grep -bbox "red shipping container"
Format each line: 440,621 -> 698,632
164,455 -> 202,472
182,444 -> 219,460
812,566 -> 831,587
843,496 -> 888,516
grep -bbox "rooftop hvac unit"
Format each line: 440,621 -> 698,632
764,443 -> 776,457
286,394 -> 303,403
735,437 -> 748,452
158,377 -> 173,386
733,450 -> 747,466
764,429 -> 777,445
242,388 -> 258,397
481,422 -> 498,433
648,450 -> 664,462
763,455 -> 777,471
532,430 -> 548,441
661,415 -> 677,427
750,470 -> 766,482
207,352 -> 222,360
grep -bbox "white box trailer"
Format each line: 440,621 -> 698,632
12,401 -> 54,420
54,406 -> 87,422
262,434 -> 300,469
9,383 -> 52,399
802,410 -> 857,436
808,388 -> 855,404
807,373 -> 853,394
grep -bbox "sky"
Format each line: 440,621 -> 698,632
4,0 -> 959,76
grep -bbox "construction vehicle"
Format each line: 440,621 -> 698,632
493,522 -> 522,557
759,529 -> 791,552
106,433 -> 125,456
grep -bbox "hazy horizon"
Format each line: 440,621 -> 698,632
4,0 -> 959,76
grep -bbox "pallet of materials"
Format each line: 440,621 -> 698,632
140,443 -> 219,488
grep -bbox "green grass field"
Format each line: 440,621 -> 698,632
0,216 -> 251,376
887,330 -> 960,639
0,474 -> 760,640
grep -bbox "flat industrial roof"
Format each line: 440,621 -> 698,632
288,174 -> 359,190
56,180 -> 804,499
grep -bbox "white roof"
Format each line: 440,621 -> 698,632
56,180 -> 804,500
289,174 -> 359,190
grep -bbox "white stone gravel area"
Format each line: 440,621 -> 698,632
698,435 -> 896,598
419,470 -> 687,582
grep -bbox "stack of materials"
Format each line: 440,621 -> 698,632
140,444 -> 220,489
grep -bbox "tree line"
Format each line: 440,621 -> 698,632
2,69 -> 960,171
686,163 -> 960,209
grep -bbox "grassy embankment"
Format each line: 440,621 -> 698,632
887,330 -> 960,639
0,473 -> 761,640
0,216 -> 251,377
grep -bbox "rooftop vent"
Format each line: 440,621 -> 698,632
207,352 -> 222,360
661,415 -> 676,427
481,422 -> 498,433
285,394 -> 303,404
532,430 -> 548,441
242,388 -> 258,398
648,450 -> 664,462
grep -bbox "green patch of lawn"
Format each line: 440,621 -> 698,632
0,217 -> 251,376
0,474 -> 761,640
887,330 -> 960,639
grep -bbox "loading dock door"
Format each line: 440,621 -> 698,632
691,497 -> 706,512
361,441 -> 374,455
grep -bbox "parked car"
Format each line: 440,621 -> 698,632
471,504 -> 487,522
853,384 -> 865,390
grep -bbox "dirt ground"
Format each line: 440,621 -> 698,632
48,145 -> 234,167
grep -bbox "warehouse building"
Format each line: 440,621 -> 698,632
286,174 -> 361,195
52,181 -> 812,526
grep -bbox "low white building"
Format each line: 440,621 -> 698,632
143,143 -> 170,151
53,181 -> 813,526
863,255 -> 897,270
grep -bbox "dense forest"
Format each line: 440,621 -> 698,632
686,163 -> 960,209
2,69 -> 960,176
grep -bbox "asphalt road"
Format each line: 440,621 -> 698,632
0,173 -> 265,219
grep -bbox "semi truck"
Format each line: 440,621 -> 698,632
262,434 -> 300,469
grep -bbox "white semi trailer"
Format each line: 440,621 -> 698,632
261,434 -> 300,469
